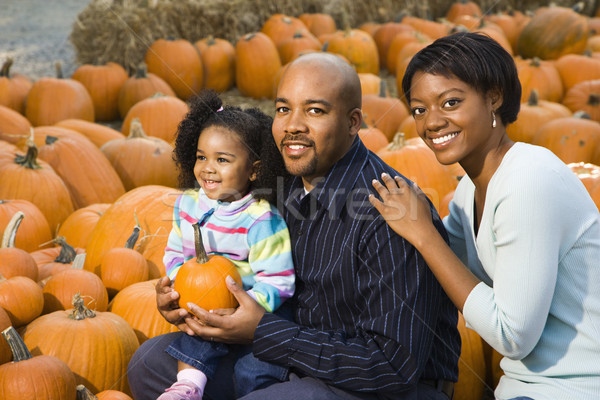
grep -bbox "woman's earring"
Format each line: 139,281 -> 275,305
491,110 -> 497,128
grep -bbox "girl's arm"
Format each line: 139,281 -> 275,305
369,173 -> 479,312
246,205 -> 295,313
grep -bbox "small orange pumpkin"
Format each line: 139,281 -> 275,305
173,222 -> 242,313
25,63 -> 94,126
562,79 -> 600,122
0,199 -> 52,252
298,13 -> 337,38
235,32 -> 282,100
324,29 -> 379,74
0,58 -> 32,115
0,274 -> 43,327
42,254 -> 109,313
100,225 -> 149,298
358,120 -> 389,153
515,57 -> 564,103
0,212 -> 39,282
117,63 -> 176,119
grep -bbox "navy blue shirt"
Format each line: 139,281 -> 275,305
253,137 -> 460,395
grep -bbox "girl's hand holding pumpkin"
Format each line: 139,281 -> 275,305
369,173 -> 436,249
184,275 -> 265,344
155,276 -> 193,335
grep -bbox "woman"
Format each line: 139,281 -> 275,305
369,32 -> 600,400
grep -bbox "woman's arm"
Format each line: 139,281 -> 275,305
369,173 -> 479,312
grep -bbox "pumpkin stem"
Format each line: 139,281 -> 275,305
387,132 -> 407,150
135,63 -> 148,79
530,57 -> 541,67
46,135 -> 59,145
206,35 -> 216,46
129,118 -> 149,139
378,79 -> 387,98
71,253 -> 86,270
55,62 -> 64,79
572,1 -> 585,13
192,222 -> 209,264
14,142 -> 42,170
124,225 -> 141,249
2,326 -> 33,362
573,110 -> 592,120
588,94 -> 600,107
70,292 -> 96,320
53,236 -> 78,263
527,89 -> 539,106
0,58 -> 13,78
1,211 -> 24,248
76,385 -> 98,400
243,33 -> 256,41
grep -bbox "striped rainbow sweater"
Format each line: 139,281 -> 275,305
164,189 -> 295,312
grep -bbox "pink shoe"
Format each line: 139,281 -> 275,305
157,379 -> 202,400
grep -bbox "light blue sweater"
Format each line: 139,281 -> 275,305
445,143 -> 600,400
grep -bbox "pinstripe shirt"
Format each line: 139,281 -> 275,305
253,137 -> 460,395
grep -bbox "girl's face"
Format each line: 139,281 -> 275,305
194,125 -> 257,202
408,71 -> 498,168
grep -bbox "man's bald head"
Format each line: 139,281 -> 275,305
282,52 -> 362,110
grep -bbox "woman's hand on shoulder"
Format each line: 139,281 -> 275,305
369,173 -> 435,249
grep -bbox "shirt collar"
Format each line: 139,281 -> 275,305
197,189 -> 255,216
284,137 -> 368,218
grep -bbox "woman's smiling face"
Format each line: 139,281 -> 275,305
408,70 -> 498,167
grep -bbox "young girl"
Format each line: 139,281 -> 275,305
158,89 -> 295,400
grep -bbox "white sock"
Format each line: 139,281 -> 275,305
177,368 -> 208,392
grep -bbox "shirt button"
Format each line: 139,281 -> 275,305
297,228 -> 303,235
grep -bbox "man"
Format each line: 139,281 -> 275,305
128,53 -> 460,399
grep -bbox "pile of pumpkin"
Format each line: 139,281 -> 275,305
1,1 -> 600,399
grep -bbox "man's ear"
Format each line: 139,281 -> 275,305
249,160 -> 260,182
349,108 -> 363,137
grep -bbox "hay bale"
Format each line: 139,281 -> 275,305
70,0 -> 592,75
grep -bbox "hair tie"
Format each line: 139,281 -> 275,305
216,106 -> 223,112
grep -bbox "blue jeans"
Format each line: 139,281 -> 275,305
164,302 -> 294,397
165,335 -> 288,397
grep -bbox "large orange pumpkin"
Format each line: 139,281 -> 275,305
261,14 -> 310,48
121,93 -> 188,143
108,279 -> 178,344
506,90 -> 572,144
0,275 -> 43,327
174,222 -> 242,313
516,4 -> 589,60
145,38 -> 203,101
56,204 -> 111,250
71,62 -> 128,122
362,80 -> 410,141
42,255 -> 109,314
25,63 -> 95,126
324,29 -> 380,74
84,185 -> 182,279
515,57 -> 564,103
562,79 -> 600,122
554,53 -> 600,92
101,118 -> 178,190
36,127 -> 126,209
0,326 -> 76,400
0,142 -> 74,234
22,294 -> 139,395
532,112 -> 600,164
117,63 -> 176,119
194,36 -> 236,93
235,32 -> 282,100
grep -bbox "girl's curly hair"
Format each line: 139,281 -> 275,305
174,89 -> 288,203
